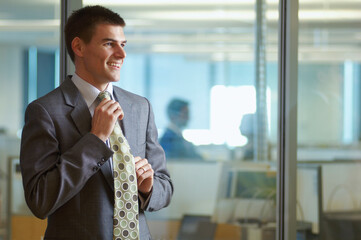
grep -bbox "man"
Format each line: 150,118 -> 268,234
20,5 -> 173,240
160,98 -> 202,159
239,113 -> 255,160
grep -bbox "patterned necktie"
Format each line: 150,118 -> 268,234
98,91 -> 140,240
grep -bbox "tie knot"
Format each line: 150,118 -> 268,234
98,91 -> 111,101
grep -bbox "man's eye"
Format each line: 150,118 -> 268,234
105,42 -> 113,46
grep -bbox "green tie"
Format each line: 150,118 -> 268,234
98,91 -> 140,240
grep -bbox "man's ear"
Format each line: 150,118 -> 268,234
71,37 -> 85,58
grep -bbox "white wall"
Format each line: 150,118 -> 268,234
0,44 -> 24,135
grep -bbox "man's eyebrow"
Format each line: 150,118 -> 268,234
102,38 -> 127,44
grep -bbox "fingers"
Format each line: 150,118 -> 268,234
97,99 -> 124,120
138,168 -> 154,184
135,158 -> 151,176
91,99 -> 124,141
134,157 -> 154,188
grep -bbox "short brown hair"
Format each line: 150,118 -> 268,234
64,5 -> 125,62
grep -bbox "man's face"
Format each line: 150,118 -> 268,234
78,23 -> 127,89
175,106 -> 189,128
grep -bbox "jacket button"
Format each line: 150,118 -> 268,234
97,162 -> 102,167
101,158 -> 106,162
93,166 -> 98,172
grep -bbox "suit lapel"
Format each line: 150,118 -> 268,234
61,77 -> 114,191
61,77 -> 92,136
70,106 -> 92,137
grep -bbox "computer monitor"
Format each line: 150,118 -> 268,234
213,162 -> 277,224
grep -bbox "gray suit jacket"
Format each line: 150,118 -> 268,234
20,76 -> 173,240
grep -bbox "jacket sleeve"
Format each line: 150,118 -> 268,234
20,101 -> 114,219
143,99 -> 174,212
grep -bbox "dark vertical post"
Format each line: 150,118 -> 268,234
60,0 -> 81,83
277,0 -> 299,239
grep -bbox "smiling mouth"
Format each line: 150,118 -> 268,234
107,62 -> 121,69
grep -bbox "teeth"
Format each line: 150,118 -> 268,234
108,62 -> 120,68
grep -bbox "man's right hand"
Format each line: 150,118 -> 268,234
91,98 -> 124,142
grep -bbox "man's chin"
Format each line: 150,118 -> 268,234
108,76 -> 121,83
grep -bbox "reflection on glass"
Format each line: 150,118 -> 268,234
297,0 -> 361,239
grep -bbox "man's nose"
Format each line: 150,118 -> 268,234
115,45 -> 126,58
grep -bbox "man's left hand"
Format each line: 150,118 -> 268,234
134,157 -> 154,197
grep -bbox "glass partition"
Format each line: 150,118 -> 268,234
297,0 -> 361,239
0,0 -> 282,239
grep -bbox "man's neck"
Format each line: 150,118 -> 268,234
168,123 -> 183,136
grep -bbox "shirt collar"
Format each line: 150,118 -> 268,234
71,73 -> 114,107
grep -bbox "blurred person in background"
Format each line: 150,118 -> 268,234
160,98 -> 203,160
